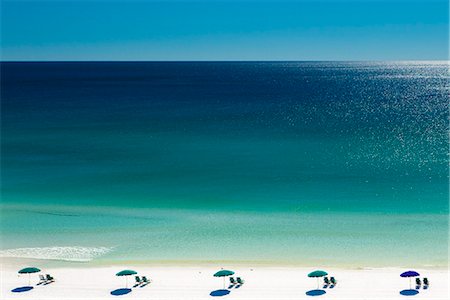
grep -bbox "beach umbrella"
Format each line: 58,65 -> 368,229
308,270 -> 328,289
214,269 -> 235,289
116,270 -> 137,288
18,267 -> 41,286
400,270 -> 420,289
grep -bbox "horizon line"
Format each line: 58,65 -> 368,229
1,59 -> 448,63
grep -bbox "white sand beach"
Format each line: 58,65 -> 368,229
1,263 -> 448,300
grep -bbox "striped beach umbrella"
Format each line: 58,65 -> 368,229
116,270 -> 137,288
214,269 -> 235,289
18,267 -> 41,286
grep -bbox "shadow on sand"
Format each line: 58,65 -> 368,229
306,289 -> 326,296
111,288 -> 132,296
12,286 -> 34,293
400,289 -> 419,296
210,289 -> 230,297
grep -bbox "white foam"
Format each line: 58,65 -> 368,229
0,246 -> 113,262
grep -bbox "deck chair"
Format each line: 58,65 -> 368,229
415,278 -> 421,286
46,274 -> 54,282
38,274 -> 47,284
142,276 -> 151,284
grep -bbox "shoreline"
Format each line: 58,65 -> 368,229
2,257 -> 448,271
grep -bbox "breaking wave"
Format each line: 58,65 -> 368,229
0,246 -> 113,262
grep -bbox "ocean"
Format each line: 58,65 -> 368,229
1,61 -> 448,267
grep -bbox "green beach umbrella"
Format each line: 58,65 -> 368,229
116,270 -> 137,288
214,269 -> 235,289
308,270 -> 328,289
18,267 -> 41,286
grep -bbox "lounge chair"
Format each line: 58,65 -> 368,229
237,277 -> 245,284
142,276 -> 151,284
38,275 -> 47,284
330,277 -> 337,285
229,277 -> 237,285
423,278 -> 429,286
323,277 -> 330,285
46,274 -> 54,282
415,278 -> 421,286
135,276 -> 142,285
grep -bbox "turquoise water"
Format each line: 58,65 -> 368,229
1,62 -> 448,267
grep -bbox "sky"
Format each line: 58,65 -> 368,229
1,0 -> 448,61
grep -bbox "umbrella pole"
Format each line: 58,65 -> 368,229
29,273 -> 31,286
317,277 -> 319,289
223,277 -> 225,289
409,278 -> 411,290
126,276 -> 128,289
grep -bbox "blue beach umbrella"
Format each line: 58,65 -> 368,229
214,269 -> 235,289
400,271 -> 420,289
116,270 -> 137,288
18,267 -> 41,286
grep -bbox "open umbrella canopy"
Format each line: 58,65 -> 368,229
214,270 -> 234,277
116,270 -> 137,276
18,267 -> 41,274
18,267 -> 41,286
400,271 -> 420,277
308,270 -> 328,278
